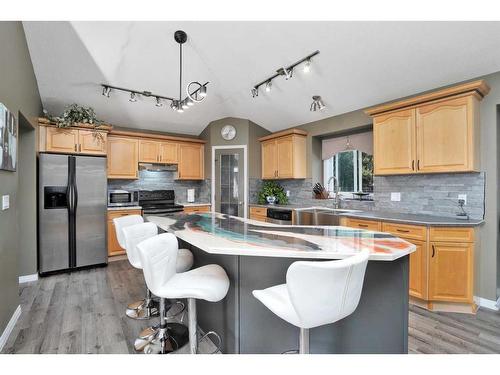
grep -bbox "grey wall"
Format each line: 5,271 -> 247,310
108,171 -> 211,204
0,22 -> 42,334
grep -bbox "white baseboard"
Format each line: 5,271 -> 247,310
474,296 -> 500,311
0,305 -> 21,352
18,273 -> 38,284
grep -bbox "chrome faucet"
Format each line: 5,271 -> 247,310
327,176 -> 340,209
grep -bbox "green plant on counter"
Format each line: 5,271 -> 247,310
257,181 -> 288,205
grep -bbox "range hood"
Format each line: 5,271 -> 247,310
138,163 -> 178,172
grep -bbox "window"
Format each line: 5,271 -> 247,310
323,150 -> 373,193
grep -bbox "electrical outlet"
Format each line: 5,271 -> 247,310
286,190 -> 290,197
458,194 -> 467,205
390,192 -> 401,202
2,195 -> 9,210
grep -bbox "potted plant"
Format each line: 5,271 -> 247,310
257,181 -> 288,205
43,104 -> 105,142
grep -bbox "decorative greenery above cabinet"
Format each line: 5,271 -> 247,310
365,80 -> 490,176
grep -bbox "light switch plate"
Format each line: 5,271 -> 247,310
458,194 -> 467,205
390,192 -> 401,202
2,195 -> 9,210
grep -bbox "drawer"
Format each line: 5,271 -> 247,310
250,214 -> 267,223
344,218 -> 381,231
430,227 -> 474,243
107,209 -> 142,220
382,222 -> 427,241
184,205 -> 211,213
250,206 -> 267,217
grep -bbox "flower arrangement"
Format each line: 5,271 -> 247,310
257,181 -> 288,205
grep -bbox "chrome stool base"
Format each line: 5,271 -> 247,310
126,298 -> 159,320
127,299 -> 145,311
141,323 -> 189,354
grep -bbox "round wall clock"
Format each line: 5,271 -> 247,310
221,125 -> 237,141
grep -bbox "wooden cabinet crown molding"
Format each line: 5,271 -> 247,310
364,80 -> 490,116
110,128 -> 206,144
38,117 -> 113,132
258,128 -> 307,142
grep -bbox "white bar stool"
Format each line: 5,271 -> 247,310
137,233 -> 230,354
114,216 -> 194,320
252,250 -> 369,354
122,222 -> 194,352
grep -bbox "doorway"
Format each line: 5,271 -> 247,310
212,146 -> 247,218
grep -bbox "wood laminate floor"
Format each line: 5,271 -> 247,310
2,260 -> 500,354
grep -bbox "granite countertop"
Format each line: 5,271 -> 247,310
248,203 -> 483,227
146,212 -> 415,261
107,206 -> 142,211
178,202 -> 211,207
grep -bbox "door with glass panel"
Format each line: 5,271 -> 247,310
215,148 -> 244,217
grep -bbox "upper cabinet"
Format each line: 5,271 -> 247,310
107,136 -> 139,179
178,143 -> 204,180
42,126 -> 107,155
259,129 -> 307,180
139,140 -> 179,164
366,80 -> 489,176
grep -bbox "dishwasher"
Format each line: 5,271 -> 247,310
266,208 -> 293,225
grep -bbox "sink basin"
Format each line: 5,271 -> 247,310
293,208 -> 360,226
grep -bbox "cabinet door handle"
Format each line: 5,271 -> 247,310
412,160 -> 415,171
358,224 -> 369,228
431,245 -> 435,258
417,160 -> 420,170
78,144 -> 81,152
74,144 -> 77,152
397,229 -> 410,233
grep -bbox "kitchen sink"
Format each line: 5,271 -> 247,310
293,207 -> 360,226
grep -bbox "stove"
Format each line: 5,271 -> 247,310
139,190 -> 184,216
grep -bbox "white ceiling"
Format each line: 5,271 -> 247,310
23,21 -> 500,135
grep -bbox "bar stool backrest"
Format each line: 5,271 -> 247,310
122,223 -> 158,269
286,250 -> 370,329
137,233 -> 179,297
113,215 -> 144,249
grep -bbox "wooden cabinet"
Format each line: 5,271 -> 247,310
78,130 -> 107,155
249,206 -> 267,222
428,242 -> 473,303
46,127 -> 79,153
107,136 -> 139,179
178,143 -> 204,180
139,140 -> 179,163
183,205 -> 211,214
44,127 -> 107,155
259,129 -> 307,180
107,209 -> 142,256
416,96 -> 477,173
373,109 -> 416,175
366,80 -> 489,175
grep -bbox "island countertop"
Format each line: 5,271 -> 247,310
146,212 -> 415,261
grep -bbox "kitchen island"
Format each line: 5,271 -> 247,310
147,212 -> 415,354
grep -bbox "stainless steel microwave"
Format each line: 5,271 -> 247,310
107,189 -> 139,207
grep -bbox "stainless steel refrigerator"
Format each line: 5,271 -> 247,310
38,153 -> 107,274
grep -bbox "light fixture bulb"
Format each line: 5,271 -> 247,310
177,106 -> 184,113
155,97 -> 162,107
182,100 -> 189,109
129,92 -> 137,102
186,97 -> 194,106
265,81 -> 272,92
199,85 -> 207,97
303,59 -> 311,73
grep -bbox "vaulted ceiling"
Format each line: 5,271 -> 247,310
23,21 -> 500,135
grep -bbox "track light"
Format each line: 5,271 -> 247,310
182,100 -> 189,109
310,95 -> 326,112
251,87 -> 259,98
303,59 -> 311,73
265,81 -> 272,92
177,107 -> 184,113
170,100 -> 178,111
129,92 -> 137,102
155,97 -> 163,107
102,86 -> 111,97
186,97 -> 194,106
283,67 -> 293,80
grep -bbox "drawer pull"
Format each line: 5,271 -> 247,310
396,229 -> 410,233
431,245 -> 435,258
358,224 -> 369,228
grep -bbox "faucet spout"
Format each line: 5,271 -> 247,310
327,176 -> 340,209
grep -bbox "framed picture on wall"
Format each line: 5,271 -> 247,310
0,102 -> 17,172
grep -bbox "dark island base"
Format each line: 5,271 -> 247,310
178,239 -> 409,354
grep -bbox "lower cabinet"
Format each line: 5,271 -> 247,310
249,206 -> 267,222
183,205 -> 211,214
342,218 -> 381,231
407,240 -> 428,300
107,209 -> 142,257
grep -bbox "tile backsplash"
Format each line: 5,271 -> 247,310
250,172 -> 485,219
108,170 -> 211,203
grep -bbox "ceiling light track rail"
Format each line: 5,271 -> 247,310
251,50 -> 319,97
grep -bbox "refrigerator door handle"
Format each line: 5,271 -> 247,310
68,156 -> 77,268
